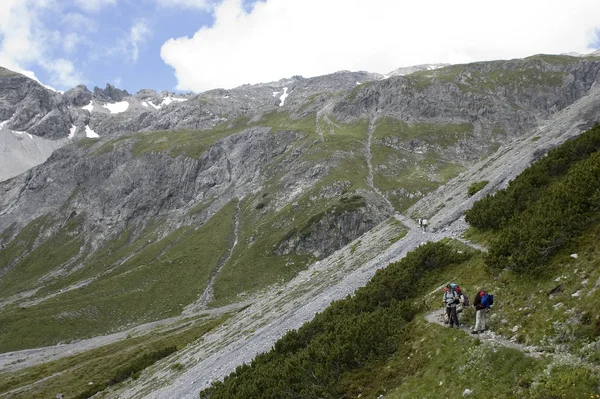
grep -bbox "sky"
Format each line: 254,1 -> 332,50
1,0 -> 599,94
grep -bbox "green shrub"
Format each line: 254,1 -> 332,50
467,180 -> 489,196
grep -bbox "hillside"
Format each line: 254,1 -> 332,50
198,124 -> 600,398
0,54 -> 600,398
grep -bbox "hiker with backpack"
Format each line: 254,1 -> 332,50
455,285 -> 469,313
442,284 -> 460,328
472,287 -> 493,334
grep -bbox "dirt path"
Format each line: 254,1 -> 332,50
424,309 -> 548,358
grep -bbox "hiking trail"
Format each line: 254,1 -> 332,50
424,308 -> 548,358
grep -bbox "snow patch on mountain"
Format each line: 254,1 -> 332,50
85,125 -> 99,138
102,101 -> 129,114
146,97 -> 187,110
82,101 -> 94,112
68,125 -> 76,139
142,102 -> 149,108
386,63 -> 450,77
161,97 -> 187,107
279,87 -> 288,106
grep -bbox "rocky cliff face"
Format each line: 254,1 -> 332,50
64,85 -> 92,107
0,67 -> 74,139
333,57 -> 600,131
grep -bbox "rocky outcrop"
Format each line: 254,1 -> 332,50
93,84 -> 130,102
333,57 -> 600,136
276,200 -> 387,258
64,85 -> 92,107
0,67 -> 73,139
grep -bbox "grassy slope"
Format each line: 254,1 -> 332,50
0,201 -> 236,352
0,313 -> 233,399
404,55 -> 574,93
371,118 -> 469,210
201,230 -> 600,399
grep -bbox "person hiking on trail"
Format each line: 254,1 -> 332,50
421,218 -> 428,233
472,287 -> 488,334
454,285 -> 468,313
442,284 -> 460,328
418,218 -> 423,228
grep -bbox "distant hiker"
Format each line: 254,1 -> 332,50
442,284 -> 460,328
422,219 -> 428,232
418,218 -> 423,228
472,287 -> 492,334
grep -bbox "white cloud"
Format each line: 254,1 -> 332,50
130,20 -> 151,62
0,0 -> 84,89
63,32 -> 81,53
154,0 -> 212,9
161,0 -> 600,92
73,0 -> 117,13
61,12 -> 97,32
103,19 -> 152,63
42,58 -> 83,87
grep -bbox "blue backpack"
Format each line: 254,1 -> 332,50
481,293 -> 494,308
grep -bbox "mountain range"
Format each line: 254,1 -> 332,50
0,52 -> 600,398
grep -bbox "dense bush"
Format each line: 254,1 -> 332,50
485,150 -> 600,273
465,124 -> 600,274
200,242 -> 470,399
466,124 -> 600,230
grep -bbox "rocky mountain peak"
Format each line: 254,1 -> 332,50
64,84 -> 92,107
93,83 -> 130,102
